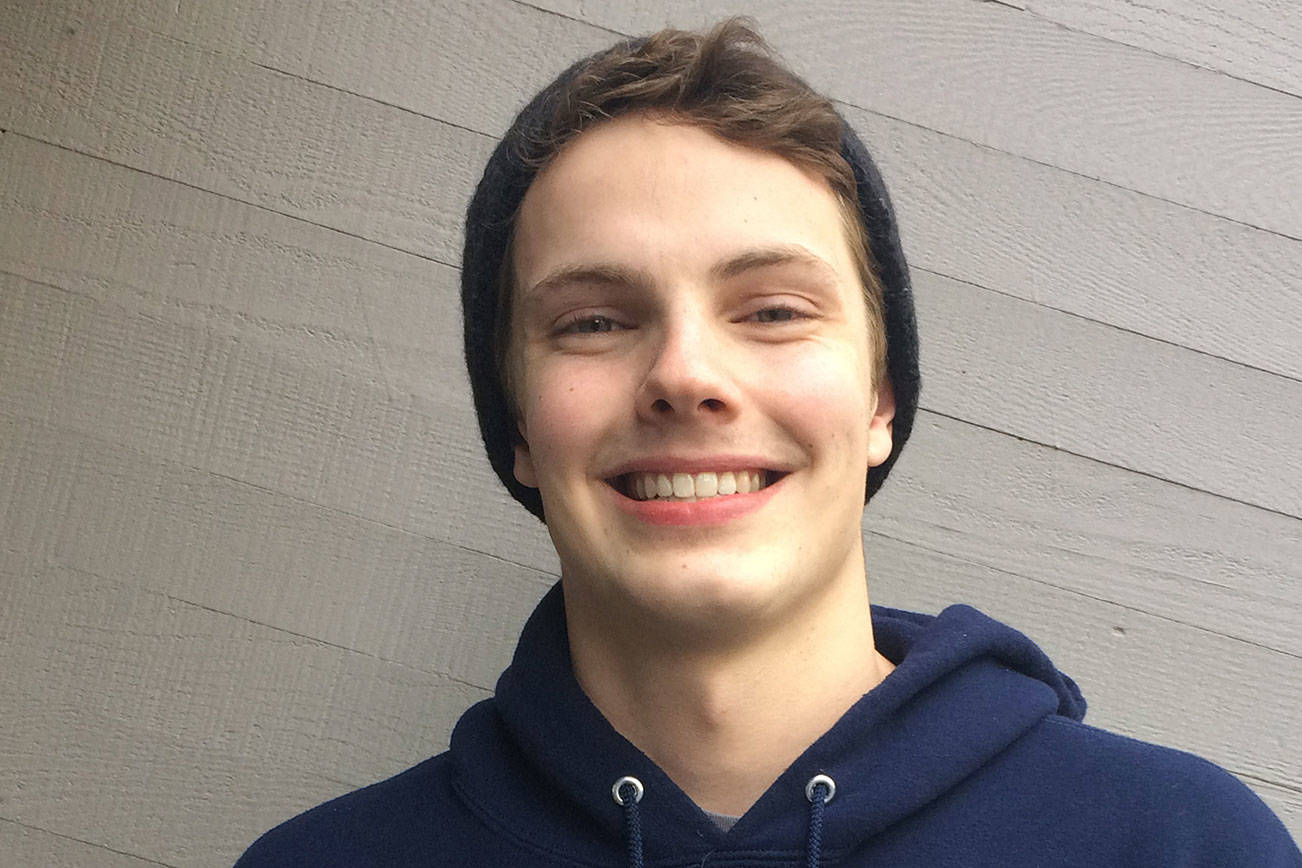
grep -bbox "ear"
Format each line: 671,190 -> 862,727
513,421 -> 539,488
866,378 -> 896,468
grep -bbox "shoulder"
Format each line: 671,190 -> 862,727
234,754 -> 462,868
1025,715 -> 1300,864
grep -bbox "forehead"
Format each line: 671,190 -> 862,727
511,116 -> 857,290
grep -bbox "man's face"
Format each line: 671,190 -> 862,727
509,115 -> 894,634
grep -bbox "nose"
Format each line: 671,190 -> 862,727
636,311 -> 740,424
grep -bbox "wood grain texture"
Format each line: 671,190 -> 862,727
0,1 -> 495,265
915,267 -> 1302,516
4,134 -> 1298,521
869,411 -> 1302,656
4,270 -> 1297,667
6,4 -> 1298,382
21,0 -> 618,137
0,409 -> 553,690
3,259 -> 1296,652
12,0 -> 1293,239
848,103 -> 1302,382
0,556 -> 489,867
0,818 -> 170,868
526,0 -> 1302,238
0,131 -> 464,412
1026,0 -> 1302,97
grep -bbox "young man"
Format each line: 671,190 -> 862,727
238,21 -> 1300,866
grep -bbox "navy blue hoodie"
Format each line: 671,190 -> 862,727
236,584 -> 1300,866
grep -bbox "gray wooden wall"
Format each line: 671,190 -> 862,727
1,1 -> 1298,864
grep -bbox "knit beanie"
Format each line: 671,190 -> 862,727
461,39 -> 920,523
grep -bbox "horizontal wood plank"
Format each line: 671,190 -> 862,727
20,0 -> 616,138
5,134 -> 1299,516
3,261 -> 1297,652
25,0 -> 1298,235
0,4 -> 494,265
0,261 -> 557,573
915,268 -> 1302,516
523,0 -> 1302,238
0,131 -> 462,409
0,410 -> 552,690
0,556 -> 488,867
0,818 -> 168,868
6,9 -> 1299,382
868,411 -> 1302,656
849,104 -> 1302,381
1026,0 -> 1302,97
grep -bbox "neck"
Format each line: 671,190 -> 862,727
563,562 -> 894,817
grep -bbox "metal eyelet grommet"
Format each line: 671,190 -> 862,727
612,775 -> 645,806
805,773 -> 836,804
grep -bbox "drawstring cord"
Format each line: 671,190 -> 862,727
613,776 -> 644,868
804,774 -> 836,868
611,772 -> 835,868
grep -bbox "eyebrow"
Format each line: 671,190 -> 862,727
710,244 -> 839,282
522,244 -> 838,299
523,263 -> 652,300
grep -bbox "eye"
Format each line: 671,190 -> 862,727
557,314 -> 624,335
749,306 -> 806,324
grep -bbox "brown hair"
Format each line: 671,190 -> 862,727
496,18 -> 888,408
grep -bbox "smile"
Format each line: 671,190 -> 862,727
612,470 -> 782,502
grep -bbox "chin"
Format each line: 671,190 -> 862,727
615,555 -> 801,634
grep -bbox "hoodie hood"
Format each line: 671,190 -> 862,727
448,583 -> 1085,864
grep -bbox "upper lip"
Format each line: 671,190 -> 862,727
603,455 -> 791,478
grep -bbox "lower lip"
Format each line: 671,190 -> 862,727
609,477 -> 782,526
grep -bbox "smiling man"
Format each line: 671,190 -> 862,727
237,20 -> 1300,867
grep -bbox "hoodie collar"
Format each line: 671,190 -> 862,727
450,583 -> 1084,864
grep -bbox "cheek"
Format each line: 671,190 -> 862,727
519,361 -> 623,472
759,349 -> 874,447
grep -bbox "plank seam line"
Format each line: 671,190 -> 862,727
997,1 -> 1302,103
1236,772 -> 1302,797
0,405 -> 558,584
508,1 -> 1302,241
243,60 -> 497,144
0,266 -> 436,400
917,407 -> 1302,523
147,469 -> 554,588
154,590 -> 494,693
1,346 -> 1293,575
30,0 -> 501,147
506,0 -> 624,37
829,97 -> 1302,245
913,266 -> 1302,387
865,528 -> 1302,662
0,267 -> 82,299
0,815 -> 178,867
4,131 -> 458,271
1,278 -> 1294,528
59,0 -> 1301,240
43,556 -> 498,693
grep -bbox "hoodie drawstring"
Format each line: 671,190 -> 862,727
612,773 -> 835,868
805,774 -> 836,868
613,776 -> 644,868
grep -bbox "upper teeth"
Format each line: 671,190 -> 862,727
627,470 -> 767,501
